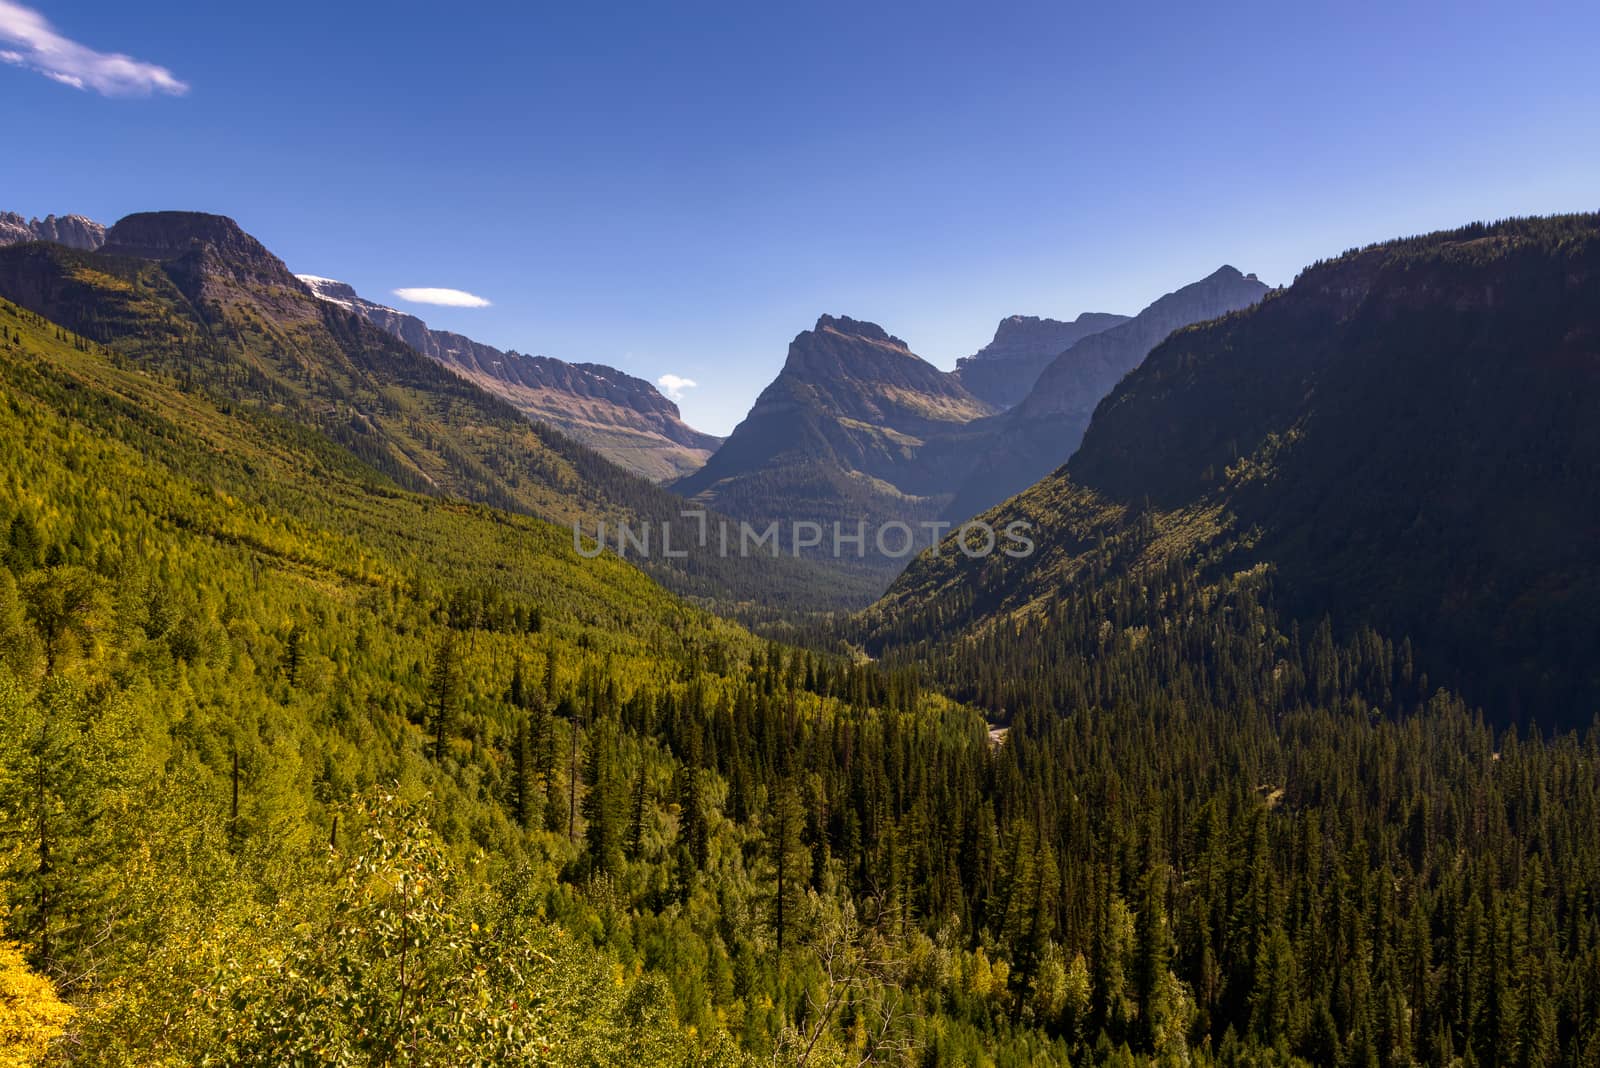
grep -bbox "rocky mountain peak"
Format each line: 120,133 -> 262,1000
102,212 -> 301,291
812,314 -> 906,347
783,315 -> 934,382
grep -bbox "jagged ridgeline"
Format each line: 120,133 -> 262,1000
871,214 -> 1600,729
0,212 -> 871,613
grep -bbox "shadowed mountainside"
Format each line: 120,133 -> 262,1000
869,215 -> 1600,727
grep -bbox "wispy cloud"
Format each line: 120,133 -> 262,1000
0,1 -> 187,96
392,287 -> 491,308
657,374 -> 697,402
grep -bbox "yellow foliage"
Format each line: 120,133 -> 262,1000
0,933 -> 72,1067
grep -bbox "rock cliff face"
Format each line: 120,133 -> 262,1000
953,311 -> 1128,409
297,276 -> 719,482
0,212 -> 107,251
768,315 -> 996,434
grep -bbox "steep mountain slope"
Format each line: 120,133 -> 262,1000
870,215 -> 1600,726
0,212 -> 106,251
940,266 -> 1270,521
298,275 -> 719,482
672,315 -> 997,565
952,311 -> 1128,409
0,212 -> 862,611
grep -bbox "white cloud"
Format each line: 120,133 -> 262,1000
0,1 -> 188,96
392,287 -> 491,308
657,374 -> 697,402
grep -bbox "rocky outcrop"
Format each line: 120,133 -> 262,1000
92,211 -> 317,328
0,212 -> 106,251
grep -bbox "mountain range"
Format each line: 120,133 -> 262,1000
13,205 -> 1591,728
0,211 -> 106,251
0,210 -> 858,610
2,209 -> 718,485
5,202 -> 1600,1064
674,268 -> 1269,571
297,275 -> 720,482
937,265 -> 1270,520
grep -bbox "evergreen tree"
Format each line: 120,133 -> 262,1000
581,717 -> 623,877
426,632 -> 460,762
766,778 -> 808,954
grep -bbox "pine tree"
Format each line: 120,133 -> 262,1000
625,760 -> 648,860
426,632 -> 460,761
581,717 -> 623,876
283,624 -> 304,687
4,512 -> 41,573
20,567 -> 102,677
767,778 -> 808,954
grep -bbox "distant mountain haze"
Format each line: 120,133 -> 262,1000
952,311 -> 1130,409
938,265 -> 1271,521
297,276 -> 720,483
677,269 -> 1268,575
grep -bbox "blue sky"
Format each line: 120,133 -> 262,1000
5,1 -> 1598,435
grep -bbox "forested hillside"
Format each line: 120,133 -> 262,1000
0,294 -> 975,1064
5,219 -> 1600,1065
